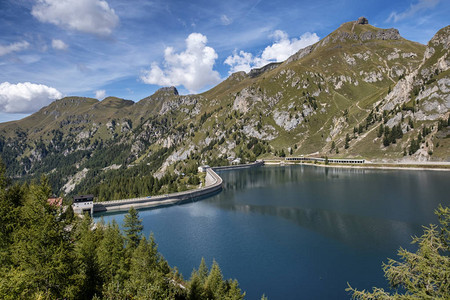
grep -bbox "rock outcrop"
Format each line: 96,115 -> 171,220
356,17 -> 369,25
249,62 -> 282,78
156,86 -> 179,96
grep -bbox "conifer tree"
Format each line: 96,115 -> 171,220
73,215 -> 102,299
198,257 -> 209,284
123,207 -> 143,249
205,260 -> 225,299
188,271 -> 205,300
96,220 -> 125,283
10,181 -> 75,299
347,205 -> 450,299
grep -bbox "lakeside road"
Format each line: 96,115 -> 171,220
263,159 -> 450,171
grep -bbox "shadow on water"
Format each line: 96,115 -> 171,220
211,202 -> 420,251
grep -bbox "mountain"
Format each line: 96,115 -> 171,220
1,18 -> 449,198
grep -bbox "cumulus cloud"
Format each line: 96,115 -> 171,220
52,39 -> 68,50
224,50 -> 265,74
141,33 -> 221,93
224,31 -> 319,74
32,0 -> 119,36
387,0 -> 440,22
0,41 -> 30,56
95,89 -> 106,99
0,82 -> 62,113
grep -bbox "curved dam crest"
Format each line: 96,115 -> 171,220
92,161 -> 264,214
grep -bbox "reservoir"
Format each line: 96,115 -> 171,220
96,165 -> 450,299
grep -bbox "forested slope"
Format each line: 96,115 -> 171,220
0,20 -> 448,200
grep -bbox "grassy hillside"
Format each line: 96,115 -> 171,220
0,20 -> 448,199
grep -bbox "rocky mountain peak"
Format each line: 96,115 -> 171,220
156,86 -> 179,96
356,17 -> 369,25
429,25 -> 450,49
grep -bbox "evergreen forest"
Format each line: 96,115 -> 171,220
0,160 -> 246,299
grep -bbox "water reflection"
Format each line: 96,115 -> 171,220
212,202 -> 418,251
211,165 -> 449,250
96,164 -> 450,300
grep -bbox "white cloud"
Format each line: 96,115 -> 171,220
141,33 -> 221,93
32,0 -> 119,36
387,0 -> 440,22
52,39 -> 68,50
224,31 -> 319,74
95,89 -> 106,99
221,15 -> 233,25
0,82 -> 62,113
0,41 -> 30,56
224,50 -> 265,74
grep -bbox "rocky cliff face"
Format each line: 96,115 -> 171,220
1,19 -> 449,196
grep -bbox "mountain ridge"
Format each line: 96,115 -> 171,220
1,18 -> 449,198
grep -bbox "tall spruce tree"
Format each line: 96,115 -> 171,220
73,214 -> 102,299
123,207 -> 144,249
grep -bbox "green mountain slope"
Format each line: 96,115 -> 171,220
0,19 -> 449,199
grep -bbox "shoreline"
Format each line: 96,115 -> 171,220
263,159 -> 450,172
88,159 -> 447,216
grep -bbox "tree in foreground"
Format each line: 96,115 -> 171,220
347,205 -> 450,299
188,258 -> 245,300
0,161 -> 248,299
123,206 -> 144,249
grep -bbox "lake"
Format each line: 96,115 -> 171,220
96,165 -> 450,299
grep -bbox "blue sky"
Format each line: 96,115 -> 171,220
0,0 -> 448,122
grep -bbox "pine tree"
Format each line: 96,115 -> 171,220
188,270 -> 206,300
205,260 -> 225,299
226,279 -> 245,300
347,206 -> 450,299
96,220 -> 125,283
73,215 -> 102,299
198,257 -> 209,284
10,181 -> 75,299
123,207 -> 143,249
126,237 -> 161,296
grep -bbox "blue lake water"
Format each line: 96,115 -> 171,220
96,165 -> 450,299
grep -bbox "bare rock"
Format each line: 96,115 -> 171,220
249,62 -> 281,78
156,86 -> 179,96
356,17 -> 369,25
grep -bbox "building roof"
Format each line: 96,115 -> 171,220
47,197 -> 63,207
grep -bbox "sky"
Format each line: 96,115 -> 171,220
0,0 -> 449,122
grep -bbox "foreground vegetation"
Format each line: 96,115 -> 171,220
0,161 -> 246,299
347,205 -> 450,299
